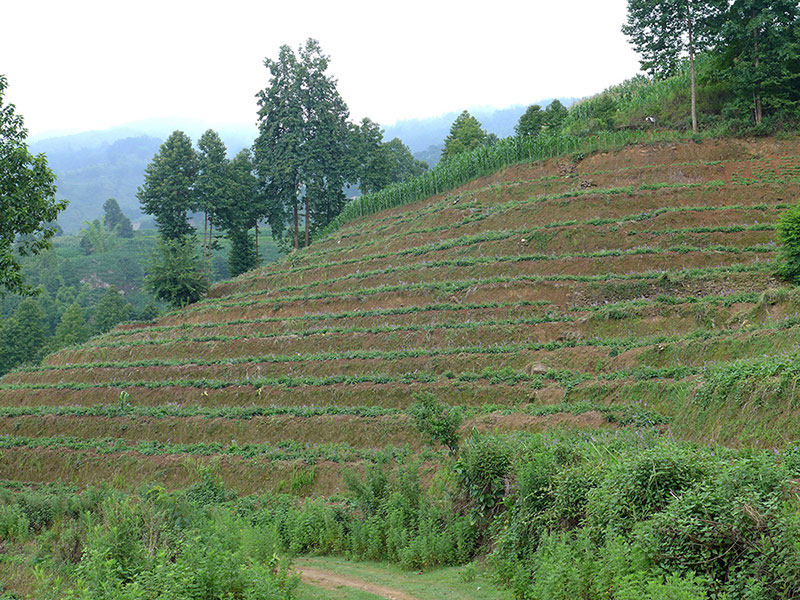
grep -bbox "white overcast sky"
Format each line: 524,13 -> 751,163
2,0 -> 642,137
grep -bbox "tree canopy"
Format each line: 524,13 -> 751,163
441,111 -> 490,161
0,75 -> 65,295
137,131 -> 198,241
623,0 -> 728,132
254,39 -> 354,250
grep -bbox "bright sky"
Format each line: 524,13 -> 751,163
2,0 -> 642,137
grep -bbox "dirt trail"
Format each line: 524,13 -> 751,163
298,565 -> 420,600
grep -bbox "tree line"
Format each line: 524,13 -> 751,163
623,0 -> 800,132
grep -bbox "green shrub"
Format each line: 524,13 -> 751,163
454,433 -> 512,522
0,503 -> 29,542
407,392 -> 463,455
777,203 -> 800,284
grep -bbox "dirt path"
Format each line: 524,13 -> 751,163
297,565 -> 421,600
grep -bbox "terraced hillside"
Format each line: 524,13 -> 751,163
3,137 -> 800,495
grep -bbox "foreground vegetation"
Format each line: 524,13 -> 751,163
2,429 -> 800,599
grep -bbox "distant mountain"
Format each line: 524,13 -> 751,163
30,121 -> 257,234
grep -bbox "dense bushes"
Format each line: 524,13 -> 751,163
3,431 -> 800,599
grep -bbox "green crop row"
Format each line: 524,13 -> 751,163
100,299 -> 548,340
72,313 -> 574,352
0,361 -> 708,394
247,208 -> 782,284
178,262 -> 774,316
0,403 -> 402,419
0,435 -> 422,463
23,314 -> 800,376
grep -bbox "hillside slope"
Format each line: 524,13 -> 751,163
2,137 -> 800,494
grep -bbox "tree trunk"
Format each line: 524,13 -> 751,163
753,27 -> 763,125
293,204 -> 299,251
688,20 -> 698,134
208,219 -> 213,259
203,212 -> 208,257
255,222 -> 258,257
304,197 -> 310,248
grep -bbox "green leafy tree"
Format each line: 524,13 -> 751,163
194,130 -> 230,258
299,40 -> 354,243
90,286 -> 132,334
384,138 -> 428,181
516,105 -> 546,137
354,118 -> 393,195
777,202 -> 800,284
622,0 -> 728,132
255,44 -> 303,250
353,121 -> 429,195
145,236 -> 209,308
0,75 -> 65,295
102,198 -> 134,238
544,99 -> 569,131
441,111 -> 490,161
212,149 -> 261,277
718,0 -> 800,125
0,298 -> 48,373
137,131 -> 198,240
255,39 -> 354,249
54,301 -> 89,349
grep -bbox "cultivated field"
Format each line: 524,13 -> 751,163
3,137 -> 800,494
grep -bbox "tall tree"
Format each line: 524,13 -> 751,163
137,131 -> 198,240
544,99 -> 569,130
217,149 -> 261,276
0,75 -> 65,295
103,198 -> 134,238
0,298 -> 47,373
255,39 -> 355,249
255,44 -> 304,250
90,286 -> 132,334
194,130 -> 230,258
53,301 -> 89,349
441,111 -> 490,160
515,105 -> 545,137
622,0 -> 727,132
719,0 -> 800,125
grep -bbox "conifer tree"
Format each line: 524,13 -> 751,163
103,198 -> 134,238
145,237 -> 208,308
441,111 -> 489,160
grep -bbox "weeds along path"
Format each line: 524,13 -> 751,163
298,564 -> 420,600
